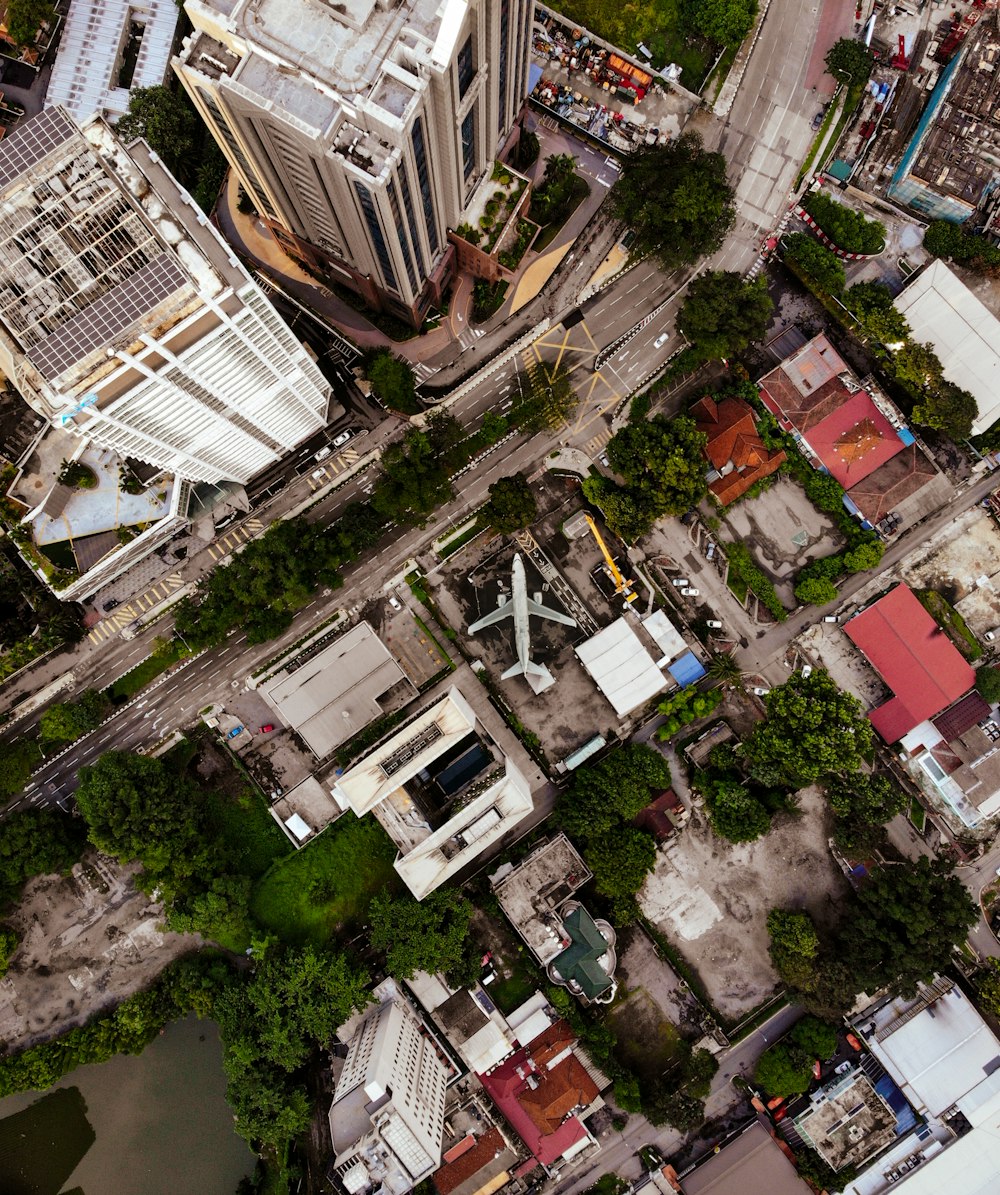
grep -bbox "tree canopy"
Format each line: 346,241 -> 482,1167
824,38 -> 875,85
976,666 -> 1000,704
783,232 -> 846,296
585,826 -> 658,901
367,352 -> 420,415
844,281 -> 910,344
557,743 -> 671,839
742,669 -> 874,788
609,134 -> 735,270
702,777 -> 771,843
825,772 -> 906,827
115,87 -> 200,177
684,0 -> 758,45
481,473 -> 537,535
802,193 -> 885,255
5,0 -> 53,46
39,690 -> 111,748
767,908 -> 820,990
0,741 -> 42,798
0,807 -> 87,905
677,272 -> 773,361
368,888 -> 475,981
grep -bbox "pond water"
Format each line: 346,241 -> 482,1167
0,1015 -> 254,1195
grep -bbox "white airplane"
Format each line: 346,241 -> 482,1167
468,553 -> 576,690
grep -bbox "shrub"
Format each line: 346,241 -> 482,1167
725,541 -> 786,620
802,193 -> 885,255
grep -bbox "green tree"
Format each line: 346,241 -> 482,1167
584,826 -> 657,899
892,340 -> 943,393
791,1015 -> 838,1061
610,134 -> 736,270
5,0 -> 54,45
794,575 -> 839,606
580,477 -> 654,544
39,689 -> 111,747
912,379 -> 978,441
795,1147 -> 858,1194
976,958 -> 1000,1018
803,193 -> 884,255
843,539 -> 884,573
0,807 -> 87,904
783,232 -> 846,294
481,473 -> 537,535
743,669 -> 874,788
845,281 -> 910,344
677,272 -> 773,360
368,888 -> 474,981
839,857 -> 978,994
923,219 -> 969,260
0,740 -> 42,797
824,39 -> 875,85
754,1041 -> 813,1098
368,351 -> 420,415
646,1088 -> 706,1132
976,666 -> 1000,703
825,772 -> 906,826
767,908 -> 820,990
684,0 -> 757,44
372,427 -> 453,524
115,87 -> 199,178
557,743 -> 671,840
703,778 -> 771,842
0,926 -> 18,978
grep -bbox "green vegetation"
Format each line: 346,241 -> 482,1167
512,363 -> 579,431
743,669 -> 873,787
767,909 -> 820,990
368,889 -> 476,983
825,38 -> 875,87
924,219 -> 1000,272
584,415 -> 708,542
677,271 -> 773,365
529,154 -> 590,252
470,279 -> 509,323
782,232 -> 845,295
367,351 -> 421,415
909,796 -> 926,832
802,192 -> 885,255
702,776 -> 772,842
250,817 -> 398,946
479,472 -> 537,534
977,666 -> 1000,703
976,958 -> 1000,1018
655,686 -> 724,738
0,925 -> 18,978
5,0 -> 53,45
106,637 -> 192,702
754,1016 -> 839,1097
39,689 -> 111,748
914,587 -> 982,660
610,134 -> 735,271
57,460 -> 97,490
0,740 -> 42,799
724,541 -> 786,621
498,219 -> 537,270
0,807 -> 87,906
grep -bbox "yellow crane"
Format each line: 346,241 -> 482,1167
584,514 -> 638,603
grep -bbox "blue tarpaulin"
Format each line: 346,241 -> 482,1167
668,651 -> 706,688
898,427 -> 916,446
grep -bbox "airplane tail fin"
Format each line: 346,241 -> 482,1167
501,658 -> 550,681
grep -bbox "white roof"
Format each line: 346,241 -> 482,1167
642,609 -> 686,662
47,0 -> 177,122
461,1021 -> 514,1073
576,618 -> 667,717
894,259 -> 1000,434
869,985 -> 1000,1116
284,812 -> 312,841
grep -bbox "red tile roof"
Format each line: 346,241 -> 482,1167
434,1128 -> 506,1195
691,396 -> 786,506
932,691 -> 992,742
845,584 -> 976,742
634,788 -> 683,840
803,392 -> 905,487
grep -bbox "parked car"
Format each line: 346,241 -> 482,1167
103,598 -> 120,611
654,332 -> 669,348
388,595 -> 402,610
800,664 -> 813,679
706,619 -> 723,629
599,453 -> 611,467
753,687 -> 769,696
671,578 -> 689,587
811,110 -> 824,130
314,445 -> 332,462
311,467 -> 327,481
226,725 -> 244,739
705,541 -> 717,560
681,587 -> 700,597
823,615 -> 838,623
333,429 -> 353,447
258,724 -> 274,733
680,511 -> 696,525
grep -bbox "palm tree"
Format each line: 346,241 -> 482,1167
706,651 -> 744,687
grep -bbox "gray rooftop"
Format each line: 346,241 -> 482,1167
493,834 -> 592,964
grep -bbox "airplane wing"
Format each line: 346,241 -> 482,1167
525,597 -> 577,627
468,600 -> 514,634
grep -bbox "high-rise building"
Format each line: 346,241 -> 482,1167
175,0 -> 534,326
0,107 -> 333,485
330,980 -> 451,1195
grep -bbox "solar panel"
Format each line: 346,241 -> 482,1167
26,252 -> 188,381
0,108 -> 77,192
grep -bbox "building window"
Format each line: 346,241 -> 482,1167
353,181 -> 397,292
411,118 -> 440,255
399,166 -> 426,275
497,0 -> 509,131
461,108 -> 476,180
457,34 -> 474,98
388,179 -> 417,291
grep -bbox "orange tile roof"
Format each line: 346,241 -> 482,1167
691,395 -> 786,506
517,1054 -> 599,1136
434,1128 -> 506,1195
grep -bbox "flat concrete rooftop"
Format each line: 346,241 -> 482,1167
493,834 -> 592,965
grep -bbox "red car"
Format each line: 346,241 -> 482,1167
258,724 -> 274,733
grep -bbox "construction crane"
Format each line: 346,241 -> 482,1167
584,514 -> 638,603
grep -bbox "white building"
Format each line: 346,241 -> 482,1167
332,685 -> 534,899
47,0 -> 178,124
330,980 -> 451,1195
0,107 -> 333,485
174,0 -> 534,325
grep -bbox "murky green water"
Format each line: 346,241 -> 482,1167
0,1015 -> 254,1195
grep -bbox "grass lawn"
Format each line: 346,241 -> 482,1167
532,176 -> 590,252
250,816 -> 399,945
909,797 -> 926,833
915,588 -> 983,660
205,788 -> 292,879
106,640 -> 193,703
610,991 -> 685,1085
489,963 -> 540,1014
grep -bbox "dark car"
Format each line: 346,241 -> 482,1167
103,598 -> 120,611
811,110 -> 824,131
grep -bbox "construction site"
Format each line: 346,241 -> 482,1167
425,471 -> 709,765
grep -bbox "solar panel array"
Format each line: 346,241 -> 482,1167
26,252 -> 188,381
0,108 -> 77,192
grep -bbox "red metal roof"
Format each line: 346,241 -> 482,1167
845,584 -> 975,742
932,690 -> 992,741
801,391 -> 904,487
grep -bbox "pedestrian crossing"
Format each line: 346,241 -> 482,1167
87,572 -> 187,644
585,428 -> 613,458
413,361 -> 435,381
457,327 -> 485,351
307,448 -> 359,491
207,516 -> 265,561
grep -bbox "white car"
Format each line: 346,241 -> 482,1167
313,445 -> 332,462
654,332 -> 669,348
706,619 -> 723,629
681,587 -> 700,597
333,429 -> 353,447
311,467 -> 327,481
388,595 -> 402,610
671,578 -> 689,588
800,664 -> 813,679
823,615 -> 838,624
753,686 -> 770,697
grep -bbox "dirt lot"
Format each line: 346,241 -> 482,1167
639,787 -> 850,1021
722,477 -> 842,607
0,853 -> 200,1053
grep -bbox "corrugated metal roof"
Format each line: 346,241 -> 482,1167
575,618 -> 666,717
933,690 -> 992,742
